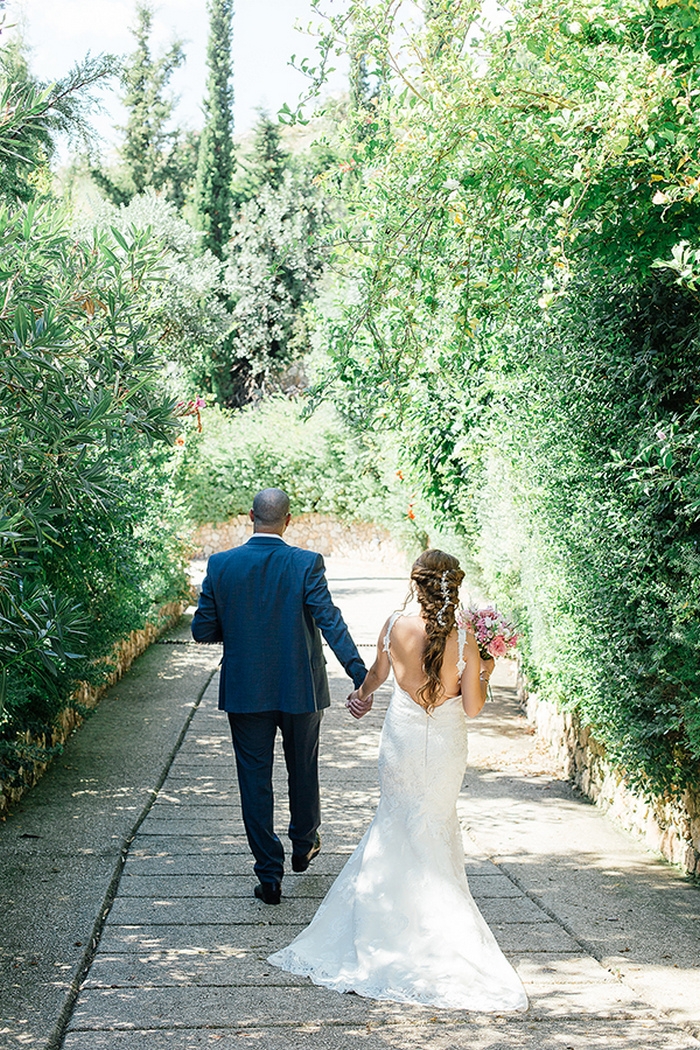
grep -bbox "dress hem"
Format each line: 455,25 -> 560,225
267,951 -> 529,1014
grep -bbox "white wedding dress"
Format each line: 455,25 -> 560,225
268,615 -> 528,1012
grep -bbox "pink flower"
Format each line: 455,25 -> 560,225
488,635 -> 508,658
457,604 -> 518,661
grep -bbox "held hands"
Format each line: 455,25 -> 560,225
346,688 -> 374,719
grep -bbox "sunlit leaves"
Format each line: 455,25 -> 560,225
0,51 -> 117,204
0,199 -> 185,767
307,0 -> 700,791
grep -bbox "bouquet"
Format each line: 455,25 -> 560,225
456,604 -> 519,661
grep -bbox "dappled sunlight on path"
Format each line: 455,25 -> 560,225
2,558 -> 698,1049
61,558 -> 700,1046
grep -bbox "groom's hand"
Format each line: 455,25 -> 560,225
346,689 -> 373,719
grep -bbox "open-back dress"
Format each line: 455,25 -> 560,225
268,613 -> 528,1011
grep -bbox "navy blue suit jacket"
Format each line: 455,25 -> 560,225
191,535 -> 367,714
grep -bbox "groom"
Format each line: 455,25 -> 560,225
191,488 -> 368,904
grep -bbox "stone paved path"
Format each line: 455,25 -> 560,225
61,560 -> 700,1050
2,558 -> 699,1049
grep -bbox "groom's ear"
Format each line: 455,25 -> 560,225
249,509 -> 255,523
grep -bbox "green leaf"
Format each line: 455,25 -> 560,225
109,225 -> 130,252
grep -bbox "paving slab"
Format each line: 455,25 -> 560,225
127,834 -> 255,855
504,952 -> 622,984
80,948 -> 618,991
66,981 -> 656,1033
115,870 -> 524,900
478,923 -> 582,954
104,894 -> 556,935
82,951 -> 309,988
120,853 -> 353,878
117,872 -> 349,897
92,918 -> 584,961
97,923 -> 298,955
68,979 -> 415,1032
134,813 -> 377,841
104,895 -> 320,926
60,1020 -> 700,1050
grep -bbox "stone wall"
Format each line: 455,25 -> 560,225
520,681 -> 700,876
0,600 -> 185,818
192,514 -> 410,568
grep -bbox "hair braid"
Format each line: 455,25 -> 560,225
410,549 -> 464,712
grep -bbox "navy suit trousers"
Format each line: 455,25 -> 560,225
227,710 -> 323,884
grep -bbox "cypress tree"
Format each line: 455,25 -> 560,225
195,0 -> 235,259
90,2 -> 192,206
118,3 -> 186,194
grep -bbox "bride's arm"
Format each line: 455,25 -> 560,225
461,632 -> 494,718
346,618 -> 392,718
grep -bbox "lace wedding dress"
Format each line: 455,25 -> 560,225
268,616 -> 528,1012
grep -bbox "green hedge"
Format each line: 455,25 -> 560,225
175,397 -> 432,544
303,0 -> 700,796
475,275 -> 700,794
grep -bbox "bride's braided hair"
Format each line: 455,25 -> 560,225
410,549 -> 464,712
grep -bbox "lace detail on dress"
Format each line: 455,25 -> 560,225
268,682 -> 528,1012
382,611 -> 401,654
456,626 -> 467,677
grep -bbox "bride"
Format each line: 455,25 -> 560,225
268,549 -> 528,1012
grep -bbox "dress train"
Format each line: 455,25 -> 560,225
269,681 -> 528,1012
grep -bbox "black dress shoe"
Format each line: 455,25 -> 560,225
254,880 -> 281,905
292,833 -> 321,873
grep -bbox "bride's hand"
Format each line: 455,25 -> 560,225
346,689 -> 374,719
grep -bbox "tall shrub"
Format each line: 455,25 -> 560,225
0,43 -> 115,203
0,201 -> 187,780
90,3 -> 195,208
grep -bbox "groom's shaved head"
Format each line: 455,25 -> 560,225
252,488 -> 290,525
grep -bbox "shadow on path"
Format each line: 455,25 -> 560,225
1,558 -> 698,1050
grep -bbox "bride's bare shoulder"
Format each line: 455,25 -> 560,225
387,614 -> 422,642
392,613 -> 424,632
393,615 -> 462,640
